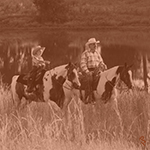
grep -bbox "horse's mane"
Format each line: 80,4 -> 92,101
53,64 -> 67,70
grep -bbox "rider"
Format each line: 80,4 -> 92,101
80,38 -> 107,102
26,45 -> 50,93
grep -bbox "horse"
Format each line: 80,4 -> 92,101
11,62 -> 81,112
61,63 -> 133,130
85,63 -> 133,104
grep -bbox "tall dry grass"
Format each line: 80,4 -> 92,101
0,82 -> 150,150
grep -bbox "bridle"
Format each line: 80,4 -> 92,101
66,65 -> 80,90
104,71 -> 130,92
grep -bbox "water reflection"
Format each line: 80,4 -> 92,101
0,29 -> 150,84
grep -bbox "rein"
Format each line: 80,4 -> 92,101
105,73 -> 129,91
63,80 -> 73,90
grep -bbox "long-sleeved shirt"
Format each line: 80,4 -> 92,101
80,49 -> 104,73
32,56 -> 45,67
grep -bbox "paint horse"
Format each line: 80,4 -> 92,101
86,63 -> 132,102
11,62 -> 81,112
63,63 -> 133,128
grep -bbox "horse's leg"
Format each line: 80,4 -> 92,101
80,90 -> 86,103
18,88 -> 32,110
20,96 -> 31,110
12,91 -> 22,111
74,93 -> 85,140
11,95 -> 23,116
62,97 -> 71,126
15,83 -> 27,111
62,88 -> 80,122
11,83 -> 21,111
62,89 -> 81,140
112,88 -> 123,136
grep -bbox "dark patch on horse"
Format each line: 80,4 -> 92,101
68,71 -> 80,89
68,71 -> 75,82
17,69 -> 46,103
17,74 -> 28,85
49,74 -> 66,108
15,80 -> 43,106
65,62 -> 80,90
33,85 -> 45,102
65,62 -> 74,70
116,65 -> 132,89
116,66 -> 124,75
101,77 -> 116,103
66,63 -> 76,81
44,77 -> 48,81
16,82 -> 27,100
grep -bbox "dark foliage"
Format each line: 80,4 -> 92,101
33,0 -> 68,23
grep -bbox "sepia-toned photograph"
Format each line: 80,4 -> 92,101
0,0 -> 150,149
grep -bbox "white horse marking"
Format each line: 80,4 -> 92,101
11,63 -> 80,111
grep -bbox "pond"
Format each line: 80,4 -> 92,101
0,28 -> 150,84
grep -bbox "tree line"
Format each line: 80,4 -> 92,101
0,0 -> 150,26
0,0 -> 71,23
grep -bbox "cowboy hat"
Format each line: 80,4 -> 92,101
31,45 -> 45,56
86,38 -> 100,45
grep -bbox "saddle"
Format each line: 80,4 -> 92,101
79,73 -> 100,90
17,69 -> 46,84
16,69 -> 46,102
79,70 -> 100,104
17,68 -> 46,94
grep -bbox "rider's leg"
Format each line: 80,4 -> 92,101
27,65 -> 45,93
85,73 -> 93,103
26,66 -> 38,92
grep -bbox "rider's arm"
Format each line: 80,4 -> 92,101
34,56 -> 45,63
32,56 -> 46,67
80,52 -> 89,73
35,57 -> 50,64
96,50 -> 103,62
96,50 -> 107,70
99,55 -> 107,70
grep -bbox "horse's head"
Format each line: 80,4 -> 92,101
65,62 -> 81,89
117,63 -> 133,89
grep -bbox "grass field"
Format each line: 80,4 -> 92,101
0,80 -> 150,150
